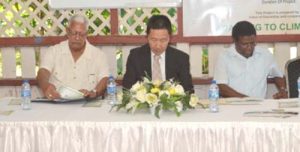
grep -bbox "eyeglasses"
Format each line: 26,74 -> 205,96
68,30 -> 87,37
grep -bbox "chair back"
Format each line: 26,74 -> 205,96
285,57 -> 300,98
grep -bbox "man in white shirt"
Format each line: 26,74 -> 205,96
37,15 -> 109,99
214,21 -> 287,99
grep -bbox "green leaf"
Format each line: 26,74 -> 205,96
162,100 -> 175,110
101,9 -> 110,19
176,111 -> 181,117
126,107 -> 133,113
160,93 -> 168,101
112,77 -> 204,118
155,105 -> 161,119
197,102 -> 207,109
137,102 -> 148,109
144,71 -> 151,80
115,89 -> 132,111
144,83 -> 153,92
116,49 -> 123,75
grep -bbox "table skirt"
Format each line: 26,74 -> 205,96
0,121 -> 299,152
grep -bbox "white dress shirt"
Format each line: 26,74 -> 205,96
40,40 -> 110,90
214,46 -> 283,98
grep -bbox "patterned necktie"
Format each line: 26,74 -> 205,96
152,55 -> 162,81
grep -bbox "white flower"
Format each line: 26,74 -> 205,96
145,93 -> 159,106
175,101 -> 183,112
118,77 -> 198,118
163,81 -> 172,88
134,89 -> 147,103
153,80 -> 162,87
130,81 -> 142,92
125,100 -> 139,114
160,81 -> 172,90
174,84 -> 185,95
125,100 -> 137,110
189,94 -> 199,107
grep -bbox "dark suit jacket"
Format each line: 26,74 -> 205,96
123,44 -> 194,93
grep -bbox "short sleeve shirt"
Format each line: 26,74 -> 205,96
213,46 -> 283,98
40,40 -> 110,90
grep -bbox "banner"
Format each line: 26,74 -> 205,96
183,0 -> 300,36
49,0 -> 181,9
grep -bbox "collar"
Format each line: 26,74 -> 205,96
151,50 -> 166,60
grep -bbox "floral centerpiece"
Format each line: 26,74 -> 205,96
115,77 -> 202,118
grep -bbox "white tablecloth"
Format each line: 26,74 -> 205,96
0,98 -> 299,152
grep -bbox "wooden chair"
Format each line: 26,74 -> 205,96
285,57 -> 300,98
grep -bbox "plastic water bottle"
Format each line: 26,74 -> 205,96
107,75 -> 117,105
208,80 -> 219,112
21,80 -> 31,110
297,77 -> 300,98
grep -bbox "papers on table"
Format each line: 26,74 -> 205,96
277,98 -> 300,108
0,110 -> 13,116
8,98 -> 21,105
199,97 -> 263,106
223,97 -> 263,105
31,97 -> 103,105
31,97 -> 87,103
244,109 -> 298,118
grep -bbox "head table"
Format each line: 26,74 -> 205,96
0,97 -> 299,152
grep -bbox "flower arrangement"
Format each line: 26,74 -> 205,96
115,77 -> 202,118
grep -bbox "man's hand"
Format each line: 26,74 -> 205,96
79,89 -> 97,99
44,84 -> 60,100
273,90 -> 288,99
273,77 -> 287,99
37,68 -> 60,100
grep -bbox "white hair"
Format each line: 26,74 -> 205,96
68,15 -> 88,30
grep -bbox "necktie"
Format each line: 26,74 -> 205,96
152,55 -> 162,81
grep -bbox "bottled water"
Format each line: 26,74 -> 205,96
21,80 -> 31,110
298,77 -> 300,98
107,75 -> 117,105
208,80 -> 219,112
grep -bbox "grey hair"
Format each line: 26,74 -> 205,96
68,15 -> 88,30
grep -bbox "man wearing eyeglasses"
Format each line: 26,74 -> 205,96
37,15 -> 109,99
213,21 -> 287,99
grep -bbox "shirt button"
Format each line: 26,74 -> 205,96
73,77 -> 76,79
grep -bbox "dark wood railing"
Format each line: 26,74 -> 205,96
0,8 -> 292,86
0,77 -> 278,86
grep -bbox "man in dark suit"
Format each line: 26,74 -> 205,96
123,15 -> 194,93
